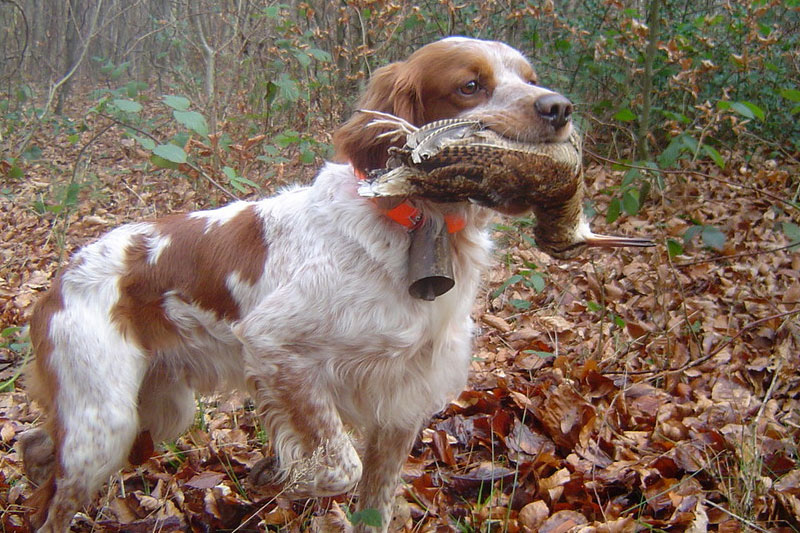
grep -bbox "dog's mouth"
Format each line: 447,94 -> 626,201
483,121 -> 574,146
468,124 -> 581,157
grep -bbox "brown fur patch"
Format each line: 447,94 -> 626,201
25,274 -> 70,529
113,205 -> 268,351
27,274 -> 67,462
27,273 -> 65,409
128,430 -> 155,466
26,474 -> 55,530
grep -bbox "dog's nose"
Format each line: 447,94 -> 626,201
535,93 -> 573,130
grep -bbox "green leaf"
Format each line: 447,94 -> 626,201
300,148 -> 316,164
622,190 -> 639,216
523,349 -> 554,359
8,165 -> 23,179
621,167 -> 639,187
702,144 -> 725,168
237,176 -> 259,188
163,95 -> 191,111
680,134 -> 699,152
613,108 -> 637,122
112,98 -> 142,113
173,110 -> 209,137
529,272 -> 546,293
64,182 -> 81,207
99,60 -> 114,75
275,130 -> 300,147
661,109 -> 690,124
132,134 -> 155,151
554,39 -> 572,52
172,132 -> 191,149
606,197 -> 621,223
110,61 -> 130,80
275,74 -> 300,102
583,200 -> 597,219
740,101 -> 765,121
150,154 -> 179,169
222,166 -> 238,180
490,274 -> 524,299
264,81 -> 279,107
22,146 -> 42,161
701,225 -> 726,251
587,300 -> 603,312
659,135 -> 690,168
350,509 -> 382,527
293,51 -> 312,68
667,239 -> 683,258
229,179 -> 249,193
223,167 -> 259,193
307,47 -> 332,62
683,225 -> 702,245
153,144 -> 187,164
125,81 -> 148,98
2,326 -> 22,338
779,88 -> 800,102
782,221 -> 800,250
510,299 -> 532,310
493,223 -> 515,232
731,102 -> 756,119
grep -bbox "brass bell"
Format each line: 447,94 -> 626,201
407,217 -> 455,301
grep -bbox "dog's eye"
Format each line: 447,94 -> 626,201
527,79 -> 539,86
460,80 -> 480,95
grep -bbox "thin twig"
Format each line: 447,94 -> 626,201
604,309 -> 800,376
584,149 -> 800,214
704,500 -> 772,533
674,241 -> 800,268
0,0 -> 28,82
98,113 -> 240,201
753,346 -> 786,430
17,0 -> 105,155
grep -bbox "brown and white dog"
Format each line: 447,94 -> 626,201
21,37 -> 573,532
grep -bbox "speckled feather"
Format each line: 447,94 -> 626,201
358,113 -> 654,259
358,117 -> 583,214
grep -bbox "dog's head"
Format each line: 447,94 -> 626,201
334,37 -> 573,175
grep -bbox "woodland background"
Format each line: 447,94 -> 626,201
1,0 -> 799,531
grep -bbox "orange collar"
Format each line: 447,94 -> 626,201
354,166 -> 466,233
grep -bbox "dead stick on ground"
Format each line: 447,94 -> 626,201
604,308 -> 800,377
585,149 -> 800,215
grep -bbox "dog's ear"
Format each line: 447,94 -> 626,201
334,61 -> 421,175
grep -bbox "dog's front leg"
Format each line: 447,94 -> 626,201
354,424 -> 421,533
245,363 -> 363,498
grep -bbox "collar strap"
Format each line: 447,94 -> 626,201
353,164 -> 466,233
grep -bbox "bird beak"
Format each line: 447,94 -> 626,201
584,233 -> 655,249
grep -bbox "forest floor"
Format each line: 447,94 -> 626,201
1,98 -> 799,532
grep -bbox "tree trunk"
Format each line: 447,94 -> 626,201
189,3 -> 216,132
55,0 -> 81,114
636,0 -> 662,161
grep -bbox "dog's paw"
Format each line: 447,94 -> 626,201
247,456 -> 282,487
